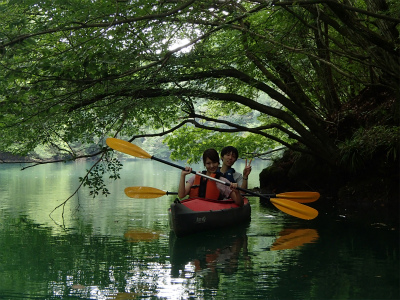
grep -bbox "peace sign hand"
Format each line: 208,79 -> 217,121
243,158 -> 252,177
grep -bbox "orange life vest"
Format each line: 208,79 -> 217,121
189,172 -> 223,200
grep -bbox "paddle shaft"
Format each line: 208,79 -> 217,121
161,191 -> 280,199
151,156 -> 269,200
123,186 -> 318,203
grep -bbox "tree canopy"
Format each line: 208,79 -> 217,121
1,0 -> 399,169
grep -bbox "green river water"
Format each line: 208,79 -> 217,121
0,159 -> 398,299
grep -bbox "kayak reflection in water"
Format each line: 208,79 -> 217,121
170,229 -> 250,288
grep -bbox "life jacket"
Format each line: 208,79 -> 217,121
220,167 -> 236,183
189,171 -> 223,200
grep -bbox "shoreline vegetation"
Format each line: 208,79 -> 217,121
260,86 -> 399,229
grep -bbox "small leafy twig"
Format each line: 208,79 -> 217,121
49,147 -> 123,219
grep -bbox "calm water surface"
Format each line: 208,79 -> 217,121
0,159 -> 398,299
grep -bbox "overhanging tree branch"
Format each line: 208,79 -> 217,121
272,0 -> 400,23
1,0 -> 199,50
189,113 -> 303,142
186,119 -> 311,154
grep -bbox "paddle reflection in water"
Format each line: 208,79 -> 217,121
124,228 -> 162,242
270,228 -> 319,251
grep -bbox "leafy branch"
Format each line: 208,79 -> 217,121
49,148 -> 123,218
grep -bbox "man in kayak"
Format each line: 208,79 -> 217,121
178,148 -> 243,206
219,146 -> 252,190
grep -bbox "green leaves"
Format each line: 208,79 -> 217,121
164,124 -> 279,164
79,154 -> 123,198
339,126 -> 400,172
0,0 -> 398,172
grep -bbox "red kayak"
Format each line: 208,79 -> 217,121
168,197 -> 251,237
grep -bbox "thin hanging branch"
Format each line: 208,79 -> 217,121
49,153 -> 105,219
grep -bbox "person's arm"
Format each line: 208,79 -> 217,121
240,175 -> 248,190
229,183 -> 244,206
241,159 -> 252,190
234,172 -> 247,192
178,167 -> 192,198
234,172 -> 244,189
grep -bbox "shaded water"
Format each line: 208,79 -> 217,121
0,160 -> 398,299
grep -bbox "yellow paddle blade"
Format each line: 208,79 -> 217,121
106,138 -> 152,159
270,229 -> 319,251
124,186 -> 167,199
276,192 -> 320,202
278,197 -> 319,204
270,198 -> 318,220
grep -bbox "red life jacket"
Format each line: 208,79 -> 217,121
189,171 -> 223,200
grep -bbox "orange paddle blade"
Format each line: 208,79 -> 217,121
106,138 -> 152,159
124,186 -> 167,199
276,192 -> 320,202
270,198 -> 318,220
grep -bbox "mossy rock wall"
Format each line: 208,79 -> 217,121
259,150 -> 399,226
259,151 -> 340,195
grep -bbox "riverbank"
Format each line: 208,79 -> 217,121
259,86 -> 399,229
259,149 -> 399,229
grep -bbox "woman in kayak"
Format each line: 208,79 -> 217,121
178,148 -> 243,206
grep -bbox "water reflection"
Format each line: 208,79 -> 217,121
0,161 -> 398,299
270,228 -> 319,251
124,228 -> 162,242
1,207 -> 398,299
169,223 -> 250,285
168,226 -> 320,285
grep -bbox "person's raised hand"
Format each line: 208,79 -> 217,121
243,158 -> 252,177
181,166 -> 192,176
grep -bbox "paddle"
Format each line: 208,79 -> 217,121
124,186 -> 319,203
106,137 -> 319,220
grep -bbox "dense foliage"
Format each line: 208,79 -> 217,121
0,1 -> 398,181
